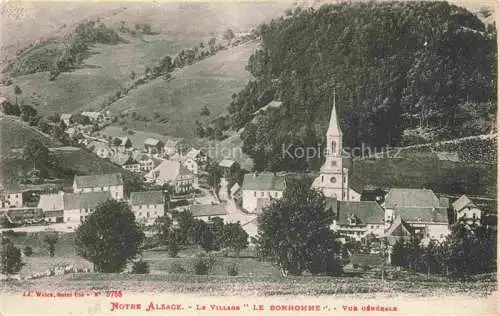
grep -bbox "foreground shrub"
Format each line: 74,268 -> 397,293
192,253 -> 216,275
227,263 -> 239,276
131,260 -> 150,274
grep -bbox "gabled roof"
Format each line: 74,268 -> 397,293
129,191 -> 164,205
118,137 -> 132,146
452,195 -> 477,212
327,96 -> 342,136
190,204 -> 227,217
384,188 -> 440,209
230,183 -> 240,195
337,201 -> 385,225
242,173 -> 286,191
44,210 -> 64,217
144,138 -> 163,146
394,207 -> 448,224
384,215 -> 413,237
60,114 -> 72,121
147,160 -> 192,182
63,192 -> 111,210
185,148 -> 201,160
38,193 -> 64,211
219,159 -> 236,168
164,139 -> 179,147
74,173 -> 123,188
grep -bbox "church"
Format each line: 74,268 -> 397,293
311,95 -> 361,201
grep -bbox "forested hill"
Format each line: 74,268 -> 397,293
228,2 -> 496,172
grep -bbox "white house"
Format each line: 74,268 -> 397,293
129,191 -> 165,225
383,188 -> 450,241
38,192 -> 64,222
189,204 -> 228,222
63,191 -> 112,230
241,172 -> 286,213
145,160 -> 195,194
332,199 -> 386,242
452,195 -> 481,226
73,173 -> 124,200
164,139 -> 179,156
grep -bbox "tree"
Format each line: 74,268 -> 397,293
0,238 -> 24,275
14,85 -> 22,105
200,106 -> 210,116
20,104 -> 37,122
222,222 -> 248,257
208,217 -> 225,250
254,177 -> 341,276
43,232 -> 59,257
112,137 -> 122,147
223,28 -> 235,42
75,200 -> 144,272
153,215 -> 180,257
192,219 -> 216,251
22,139 -> 49,170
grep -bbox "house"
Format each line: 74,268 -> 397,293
384,215 -> 415,264
63,191 -> 112,230
129,191 -> 165,224
189,203 -> 227,222
132,153 -> 162,172
81,111 -> 104,123
60,114 -> 73,126
181,148 -> 205,175
6,191 -> 24,208
111,153 -> 140,173
144,160 -> 195,194
311,95 -> 361,201
332,200 -> 386,242
38,192 -> 64,222
88,141 -> 112,159
452,195 -> 481,226
73,173 -> 124,200
164,139 -> 179,156
383,188 -> 450,241
241,172 -> 286,213
144,138 -> 164,154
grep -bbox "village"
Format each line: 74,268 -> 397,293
0,102 -> 495,266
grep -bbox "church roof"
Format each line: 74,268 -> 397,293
327,96 -> 342,136
337,201 -> 385,225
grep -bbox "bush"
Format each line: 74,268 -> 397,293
362,264 -> 371,271
192,253 -> 216,275
131,260 -> 150,274
170,263 -> 186,274
23,246 -> 33,257
227,263 -> 239,276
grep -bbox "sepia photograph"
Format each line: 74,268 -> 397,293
0,0 -> 497,315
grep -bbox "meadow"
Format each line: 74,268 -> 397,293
2,232 -> 497,297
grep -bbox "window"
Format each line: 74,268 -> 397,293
440,234 -> 443,239
331,141 -> 336,154
261,192 -> 264,197
139,205 -> 142,209
343,176 -> 347,183
330,177 -> 336,183
80,216 -> 83,222
67,217 -> 71,221
321,176 -> 324,182
154,204 -> 157,209
331,160 -> 337,167
370,225 -> 373,229
275,192 -> 278,197
139,212 -> 142,217
147,212 -> 150,218
254,191 -> 257,197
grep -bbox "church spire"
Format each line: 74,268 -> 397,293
327,88 -> 342,136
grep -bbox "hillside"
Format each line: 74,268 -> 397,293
0,117 -> 140,190
229,1 -> 497,172
106,41 -> 259,139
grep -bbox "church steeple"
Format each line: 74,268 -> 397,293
327,89 -> 342,137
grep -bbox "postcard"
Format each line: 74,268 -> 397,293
0,0 -> 497,315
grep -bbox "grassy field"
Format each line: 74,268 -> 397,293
2,233 -> 496,297
0,116 -> 140,189
105,41 -> 258,139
